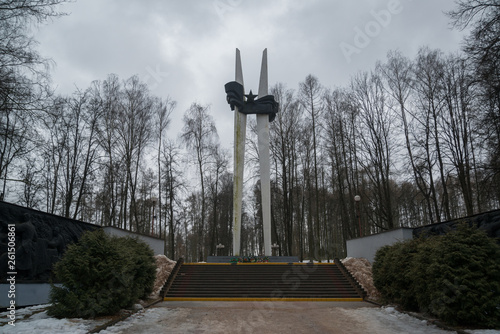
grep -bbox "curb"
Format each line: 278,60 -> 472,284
88,298 -> 163,334
387,306 -> 471,334
162,297 -> 364,302
406,311 -> 470,334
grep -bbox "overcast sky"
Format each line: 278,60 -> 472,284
34,0 -> 466,151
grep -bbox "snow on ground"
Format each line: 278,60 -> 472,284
343,306 -> 477,334
0,304 -> 108,333
342,257 -> 381,301
0,303 -> 47,325
341,306 -> 449,334
2,304 -> 499,334
100,305 -> 456,334
150,255 -> 176,297
1,258 -> 498,333
98,307 -> 177,334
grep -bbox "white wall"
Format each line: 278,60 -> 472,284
346,228 -> 414,263
0,283 -> 62,307
103,226 -> 164,255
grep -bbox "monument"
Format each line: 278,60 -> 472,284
224,49 -> 278,256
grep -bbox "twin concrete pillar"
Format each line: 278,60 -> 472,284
228,48 -> 275,256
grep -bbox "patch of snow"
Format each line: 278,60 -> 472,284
343,306 -> 448,333
129,304 -> 144,311
150,255 -> 176,297
0,309 -> 106,334
98,307 -> 177,334
0,303 -> 49,325
2,303 -> 499,333
341,257 -> 381,300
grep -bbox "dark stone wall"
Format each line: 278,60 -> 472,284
0,202 -> 99,282
413,209 -> 500,243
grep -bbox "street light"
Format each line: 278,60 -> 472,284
216,243 -> 225,256
354,195 -> 362,237
271,243 -> 279,256
151,197 -> 157,236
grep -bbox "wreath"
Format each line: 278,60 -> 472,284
230,256 -> 270,263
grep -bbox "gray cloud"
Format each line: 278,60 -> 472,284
35,0 -> 464,150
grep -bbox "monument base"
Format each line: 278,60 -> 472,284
206,256 -> 299,263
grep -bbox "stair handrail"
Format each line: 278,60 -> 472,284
161,257 -> 184,299
334,258 -> 367,299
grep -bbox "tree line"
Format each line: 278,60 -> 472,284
1,0 -> 498,261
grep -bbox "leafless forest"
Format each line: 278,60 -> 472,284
1,1 -> 499,261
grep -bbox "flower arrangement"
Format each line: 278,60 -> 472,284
230,256 -> 270,263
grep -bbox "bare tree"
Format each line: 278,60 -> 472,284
94,75 -> 122,227
378,50 -> 436,225
214,170 -> 233,255
72,86 -> 103,220
448,0 -> 500,206
351,71 -> 397,230
0,76 -> 38,199
447,0 -> 500,67
323,88 -> 360,247
207,144 -> 230,256
412,47 -> 452,221
16,157 -> 43,208
41,96 -> 68,214
440,54 -> 479,215
0,0 -> 67,74
298,74 -> 323,257
62,90 -> 99,219
118,75 -> 155,233
269,82 -> 301,256
154,96 -> 175,236
37,90 -> 100,218
0,1 -> 68,200
181,103 -> 218,261
161,139 -> 185,259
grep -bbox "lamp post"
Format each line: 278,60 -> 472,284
271,243 -> 279,256
216,243 -> 225,256
354,195 -> 362,237
151,197 -> 157,236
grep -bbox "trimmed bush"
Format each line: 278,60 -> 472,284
415,224 -> 500,328
372,238 -> 421,310
408,234 -> 441,311
373,224 -> 500,328
116,235 -> 157,303
47,229 -> 156,319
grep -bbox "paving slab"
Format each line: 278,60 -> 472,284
100,301 -> 453,334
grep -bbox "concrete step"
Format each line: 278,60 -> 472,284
163,262 -> 365,301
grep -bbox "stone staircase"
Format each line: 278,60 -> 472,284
162,261 -> 365,301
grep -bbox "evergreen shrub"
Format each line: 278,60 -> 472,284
372,238 -> 420,310
47,229 -> 156,319
373,224 -> 500,328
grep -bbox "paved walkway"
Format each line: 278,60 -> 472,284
101,301 -> 454,334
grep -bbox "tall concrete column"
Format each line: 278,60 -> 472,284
232,49 -> 245,256
229,48 -> 276,257
256,49 -> 272,256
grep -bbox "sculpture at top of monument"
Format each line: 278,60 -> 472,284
224,82 -> 279,121
224,48 -> 278,256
